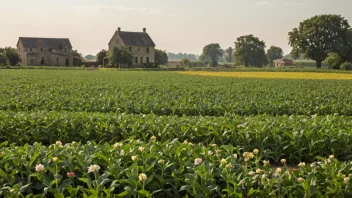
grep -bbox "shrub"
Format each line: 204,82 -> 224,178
324,53 -> 342,70
340,62 -> 352,71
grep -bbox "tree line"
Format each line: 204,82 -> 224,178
196,14 -> 352,70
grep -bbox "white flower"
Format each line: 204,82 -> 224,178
56,141 -> 62,146
139,173 -> 147,182
71,141 -> 77,145
256,169 -> 262,174
211,144 -> 217,147
183,140 -> 188,145
113,143 -> 122,148
311,114 -> 317,119
233,154 -> 238,159
248,171 -> 255,176
220,159 -> 227,165
35,164 -> 45,172
225,164 -> 232,169
138,146 -> 145,152
329,155 -> 334,159
87,164 -> 100,173
263,160 -> 270,166
297,177 -> 305,183
328,159 -> 332,164
298,162 -> 305,167
158,159 -> 165,164
253,149 -> 259,155
281,159 -> 286,164
261,174 -> 266,179
132,156 -> 137,161
194,158 -> 202,166
275,168 -> 282,173
52,157 -> 58,162
208,151 -> 213,155
188,142 -> 193,146
344,177 -> 350,184
150,136 -> 156,142
243,152 -> 254,159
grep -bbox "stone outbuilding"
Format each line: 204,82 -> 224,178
108,27 -> 156,67
273,59 -> 294,67
17,37 -> 73,66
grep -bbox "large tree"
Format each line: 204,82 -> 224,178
224,47 -> 234,63
267,46 -> 283,64
155,49 -> 168,66
234,35 -> 267,67
109,47 -> 133,68
4,47 -> 20,66
0,52 -> 9,66
288,14 -> 350,68
201,43 -> 223,67
96,49 -> 108,65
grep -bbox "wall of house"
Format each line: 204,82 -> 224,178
128,46 -> 155,65
25,54 -> 72,66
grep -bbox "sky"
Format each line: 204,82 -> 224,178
1,0 -> 352,56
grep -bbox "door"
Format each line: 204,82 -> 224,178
66,59 -> 69,66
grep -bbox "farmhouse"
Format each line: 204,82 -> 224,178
273,59 -> 294,67
17,37 -> 73,66
108,27 -> 156,67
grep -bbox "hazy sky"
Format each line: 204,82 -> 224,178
1,0 -> 352,56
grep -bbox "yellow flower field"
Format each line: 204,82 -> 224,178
179,71 -> 352,80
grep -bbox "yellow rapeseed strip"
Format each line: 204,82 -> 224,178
179,71 -> 352,80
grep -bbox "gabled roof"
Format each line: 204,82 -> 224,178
17,37 -> 72,49
109,31 -> 156,47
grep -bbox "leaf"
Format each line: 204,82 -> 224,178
179,185 -> 191,192
19,183 -> 32,193
117,191 -> 129,197
247,188 -> 255,196
60,179 -> 72,191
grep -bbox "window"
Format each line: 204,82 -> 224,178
138,49 -> 140,51
40,57 -> 45,65
146,57 -> 150,63
64,48 -> 67,53
41,47 -> 44,52
49,48 -> 53,52
129,47 -> 132,52
135,57 -> 138,64
56,57 -> 60,65
31,59 -> 34,64
140,57 -> 143,64
29,48 -> 32,52
146,48 -> 149,53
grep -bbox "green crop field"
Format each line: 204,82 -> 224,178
1,70 -> 352,197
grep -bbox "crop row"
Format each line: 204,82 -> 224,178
1,111 -> 352,163
1,70 -> 352,116
0,140 -> 350,197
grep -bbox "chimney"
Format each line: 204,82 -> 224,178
143,28 -> 146,33
118,27 -> 121,32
